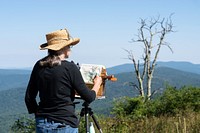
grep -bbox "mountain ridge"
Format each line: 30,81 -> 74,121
107,61 -> 200,75
1,61 -> 200,92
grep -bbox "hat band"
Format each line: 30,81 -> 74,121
47,38 -> 70,43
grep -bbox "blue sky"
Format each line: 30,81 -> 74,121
0,0 -> 200,68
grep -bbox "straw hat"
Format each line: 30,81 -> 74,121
40,29 -> 80,51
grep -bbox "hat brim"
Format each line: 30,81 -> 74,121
40,38 -> 80,51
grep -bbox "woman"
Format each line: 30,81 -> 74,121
25,29 -> 102,133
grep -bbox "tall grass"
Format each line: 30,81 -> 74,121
11,111 -> 200,133
88,111 -> 200,133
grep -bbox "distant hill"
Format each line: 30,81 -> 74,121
0,69 -> 31,91
0,87 -> 28,133
157,61 -> 200,74
1,61 -> 200,92
0,69 -> 31,75
107,61 -> 200,75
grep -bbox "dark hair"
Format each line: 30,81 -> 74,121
39,49 -> 62,67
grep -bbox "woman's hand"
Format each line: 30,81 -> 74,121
93,75 -> 102,86
92,76 -> 102,95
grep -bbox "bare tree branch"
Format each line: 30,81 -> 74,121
125,14 -> 175,99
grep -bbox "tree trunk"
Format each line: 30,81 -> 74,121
147,74 -> 152,99
138,78 -> 144,97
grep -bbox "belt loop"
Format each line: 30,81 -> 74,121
44,118 -> 47,124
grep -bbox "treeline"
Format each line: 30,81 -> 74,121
11,86 -> 200,133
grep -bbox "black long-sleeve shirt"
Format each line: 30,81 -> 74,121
25,60 -> 96,127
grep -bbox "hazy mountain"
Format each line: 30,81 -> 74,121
1,61 -> 200,92
0,69 -> 30,91
107,61 -> 200,75
0,69 -> 31,75
157,61 -> 200,74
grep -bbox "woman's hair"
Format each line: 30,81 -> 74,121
39,49 -> 62,67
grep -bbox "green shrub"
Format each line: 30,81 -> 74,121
112,96 -> 147,119
11,116 -> 35,133
112,86 -> 200,118
152,86 -> 200,116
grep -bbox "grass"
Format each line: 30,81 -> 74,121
80,111 -> 200,133
10,110 -> 200,133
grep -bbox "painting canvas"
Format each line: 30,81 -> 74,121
79,64 -> 107,99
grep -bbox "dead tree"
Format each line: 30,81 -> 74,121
125,14 -> 175,100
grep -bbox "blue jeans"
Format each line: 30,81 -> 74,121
35,117 -> 78,133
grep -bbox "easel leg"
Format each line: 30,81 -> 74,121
85,112 -> 89,133
90,113 -> 103,133
79,102 -> 103,133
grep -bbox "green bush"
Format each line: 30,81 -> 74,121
112,96 -> 147,119
152,86 -> 200,116
112,86 -> 200,118
11,116 -> 35,133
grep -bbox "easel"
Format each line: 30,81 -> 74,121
75,64 -> 117,133
78,101 -> 103,133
